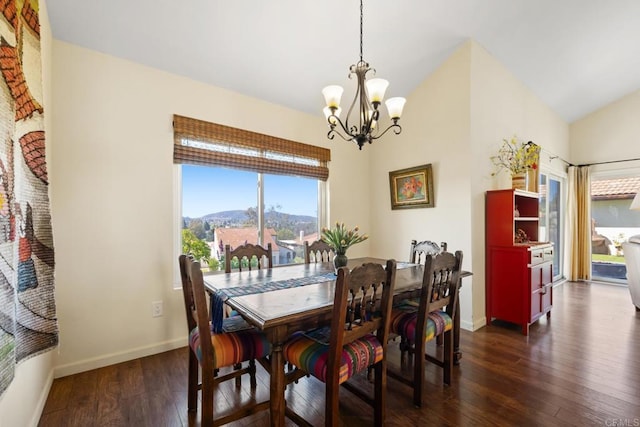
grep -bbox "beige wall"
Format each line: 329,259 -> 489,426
570,89 -> 640,172
0,3 -> 55,426
468,41 -> 569,330
369,41 -> 473,324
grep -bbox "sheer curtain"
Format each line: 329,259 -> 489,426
565,166 -> 591,281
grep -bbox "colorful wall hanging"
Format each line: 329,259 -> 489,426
0,0 -> 57,397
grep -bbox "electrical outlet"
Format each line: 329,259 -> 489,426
152,301 -> 163,317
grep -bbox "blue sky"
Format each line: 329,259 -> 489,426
182,165 -> 318,218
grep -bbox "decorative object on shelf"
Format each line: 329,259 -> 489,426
515,228 -> 530,243
321,222 -> 368,272
514,205 -> 520,217
389,164 -> 435,210
321,0 -> 406,150
490,137 -> 540,191
511,171 -> 529,191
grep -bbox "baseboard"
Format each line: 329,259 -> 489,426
53,337 -> 187,378
29,368 -> 55,427
461,317 -> 487,332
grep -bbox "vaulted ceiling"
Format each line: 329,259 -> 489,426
47,0 -> 640,123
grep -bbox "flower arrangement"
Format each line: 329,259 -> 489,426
321,222 -> 368,255
491,137 -> 540,176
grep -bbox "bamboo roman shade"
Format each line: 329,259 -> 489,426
173,115 -> 331,181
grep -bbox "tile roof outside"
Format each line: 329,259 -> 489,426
591,177 -> 640,199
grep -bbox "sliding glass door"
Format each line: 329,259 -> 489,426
539,172 -> 564,282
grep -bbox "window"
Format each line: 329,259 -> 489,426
172,115 -> 329,283
590,172 -> 640,283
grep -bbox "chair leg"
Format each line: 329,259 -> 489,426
201,371 -> 215,427
399,337 -> 411,366
373,361 -> 386,427
443,330 -> 453,386
413,338 -> 426,408
187,350 -> 199,412
249,359 -> 257,388
234,363 -> 242,388
326,382 -> 340,427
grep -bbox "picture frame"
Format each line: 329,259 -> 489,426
389,164 -> 434,210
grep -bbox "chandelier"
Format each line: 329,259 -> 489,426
322,0 -> 406,150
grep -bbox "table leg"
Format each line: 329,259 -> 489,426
454,284 -> 462,365
268,328 -> 287,427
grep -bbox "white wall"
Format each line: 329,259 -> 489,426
0,3 -> 56,426
49,40 -> 370,376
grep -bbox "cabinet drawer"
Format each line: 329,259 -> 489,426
530,246 -> 553,266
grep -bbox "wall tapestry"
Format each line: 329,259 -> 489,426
0,0 -> 56,397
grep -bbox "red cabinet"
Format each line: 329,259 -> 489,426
485,189 -> 553,335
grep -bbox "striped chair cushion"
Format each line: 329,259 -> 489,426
390,307 -> 452,343
284,332 -> 383,384
189,320 -> 271,369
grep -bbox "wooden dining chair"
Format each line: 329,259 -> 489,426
304,239 -> 333,264
408,239 -> 448,346
224,242 -> 273,273
388,250 -> 463,408
179,255 -> 271,426
409,239 -> 446,264
284,260 -> 397,426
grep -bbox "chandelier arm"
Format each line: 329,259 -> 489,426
328,114 -> 356,139
369,123 -> 402,140
328,127 -> 354,142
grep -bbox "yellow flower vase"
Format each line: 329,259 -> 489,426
511,172 -> 528,190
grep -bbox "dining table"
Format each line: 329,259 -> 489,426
203,257 -> 470,426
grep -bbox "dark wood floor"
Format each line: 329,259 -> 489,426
39,282 -> 640,426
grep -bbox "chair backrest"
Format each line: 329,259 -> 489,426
304,240 -> 333,264
179,255 -> 215,373
225,243 -> 273,273
409,239 -> 447,264
326,260 -> 397,382
418,251 -> 463,324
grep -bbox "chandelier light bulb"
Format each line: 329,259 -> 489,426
322,85 -> 344,109
366,78 -> 389,104
385,97 -> 406,120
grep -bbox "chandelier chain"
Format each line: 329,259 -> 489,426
359,0 -> 363,62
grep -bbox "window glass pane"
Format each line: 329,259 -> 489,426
182,165 -> 258,271
591,175 -> 640,283
264,174 -> 318,265
181,165 -> 321,271
539,173 -> 564,280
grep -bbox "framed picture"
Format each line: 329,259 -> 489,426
389,164 -> 434,210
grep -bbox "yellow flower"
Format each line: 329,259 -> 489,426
491,137 -> 540,176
